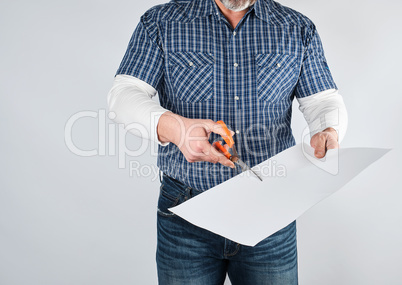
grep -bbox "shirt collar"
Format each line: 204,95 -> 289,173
183,0 -> 272,22
254,0 -> 272,23
182,0 -> 217,19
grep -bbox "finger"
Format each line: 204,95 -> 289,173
216,153 -> 235,168
325,134 -> 339,150
203,142 -> 235,168
311,133 -> 327,158
212,141 -> 231,152
205,120 -> 234,140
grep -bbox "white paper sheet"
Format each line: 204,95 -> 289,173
169,144 -> 390,246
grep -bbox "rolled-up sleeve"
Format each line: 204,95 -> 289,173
294,25 -> 337,98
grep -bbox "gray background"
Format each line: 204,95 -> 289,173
1,0 -> 401,284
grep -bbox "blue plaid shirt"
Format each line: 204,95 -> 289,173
116,0 -> 337,191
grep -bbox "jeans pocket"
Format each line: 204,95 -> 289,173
168,51 -> 214,103
256,53 -> 298,104
157,175 -> 191,217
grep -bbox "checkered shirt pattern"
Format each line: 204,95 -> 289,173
116,0 -> 337,190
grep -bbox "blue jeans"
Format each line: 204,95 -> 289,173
156,174 -> 298,285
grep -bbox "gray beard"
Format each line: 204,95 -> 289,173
219,0 -> 256,12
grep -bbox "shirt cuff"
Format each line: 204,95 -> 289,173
107,74 -> 170,146
297,88 -> 348,143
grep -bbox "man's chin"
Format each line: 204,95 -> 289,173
219,0 -> 255,12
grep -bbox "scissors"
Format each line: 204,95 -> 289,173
213,120 -> 263,181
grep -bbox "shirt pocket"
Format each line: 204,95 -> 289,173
256,53 -> 298,104
168,52 -> 214,103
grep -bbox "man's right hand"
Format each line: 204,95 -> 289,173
157,112 -> 235,168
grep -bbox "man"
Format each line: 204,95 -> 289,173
108,0 -> 347,284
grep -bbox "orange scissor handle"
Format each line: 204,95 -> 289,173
213,141 -> 232,160
216,120 -> 234,148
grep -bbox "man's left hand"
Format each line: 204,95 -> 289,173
310,127 -> 339,158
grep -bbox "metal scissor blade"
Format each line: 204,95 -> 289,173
236,159 -> 263,181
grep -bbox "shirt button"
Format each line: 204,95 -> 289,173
233,31 -> 237,36
235,130 -> 240,134
234,96 -> 239,100
234,63 -> 239,67
189,62 -> 194,67
276,63 -> 281,68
